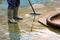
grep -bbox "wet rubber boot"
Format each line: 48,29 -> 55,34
13,7 -> 23,20
8,8 -> 17,23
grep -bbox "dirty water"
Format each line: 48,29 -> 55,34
0,0 -> 60,40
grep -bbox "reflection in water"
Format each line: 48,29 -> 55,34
8,23 -> 20,40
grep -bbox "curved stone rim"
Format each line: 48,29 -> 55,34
46,13 -> 60,27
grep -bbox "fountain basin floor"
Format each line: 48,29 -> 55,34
0,10 -> 60,40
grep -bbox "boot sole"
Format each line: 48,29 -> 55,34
8,20 -> 17,24
14,18 -> 23,20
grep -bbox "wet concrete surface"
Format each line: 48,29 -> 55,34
0,0 -> 60,40
0,10 -> 60,40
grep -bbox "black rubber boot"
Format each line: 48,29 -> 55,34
8,8 -> 17,23
13,7 -> 23,20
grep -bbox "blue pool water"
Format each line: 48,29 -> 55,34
20,0 -> 49,6
0,0 -> 50,10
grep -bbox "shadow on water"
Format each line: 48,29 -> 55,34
48,26 -> 60,34
38,21 -> 60,34
42,23 -> 60,34
8,23 -> 20,40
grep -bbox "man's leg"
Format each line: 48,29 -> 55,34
13,6 -> 23,20
13,0 -> 23,20
8,6 -> 17,23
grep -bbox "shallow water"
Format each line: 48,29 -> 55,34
0,0 -> 60,40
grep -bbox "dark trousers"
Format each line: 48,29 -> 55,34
7,0 -> 20,9
7,0 -> 20,20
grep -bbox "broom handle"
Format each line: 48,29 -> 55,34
28,0 -> 36,13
